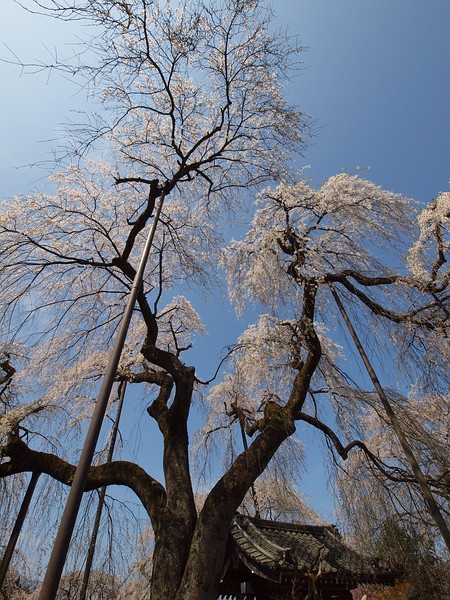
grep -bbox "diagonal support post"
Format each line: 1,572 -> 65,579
0,472 -> 40,591
39,192 -> 165,599
330,284 -> 450,552
79,380 -> 127,600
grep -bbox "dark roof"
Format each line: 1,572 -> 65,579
229,514 -> 396,585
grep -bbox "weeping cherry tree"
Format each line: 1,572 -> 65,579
0,0 -> 449,599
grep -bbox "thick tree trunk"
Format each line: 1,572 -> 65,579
150,508 -> 196,600
173,508 -> 232,600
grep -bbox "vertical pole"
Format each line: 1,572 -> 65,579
79,381 -> 127,600
330,285 -> 450,552
39,192 -> 165,600
0,472 -> 40,590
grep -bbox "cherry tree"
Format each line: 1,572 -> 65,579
0,1 -> 449,599
217,176 -> 449,527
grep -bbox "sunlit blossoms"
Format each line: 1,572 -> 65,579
223,174 -> 414,314
408,191 -> 450,283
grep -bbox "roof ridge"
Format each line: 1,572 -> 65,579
237,513 -> 338,536
233,517 -> 294,566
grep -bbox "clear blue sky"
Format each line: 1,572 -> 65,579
281,0 -> 450,202
2,1 -> 450,203
1,0 -> 450,523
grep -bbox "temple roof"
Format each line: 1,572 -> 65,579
228,514 -> 396,585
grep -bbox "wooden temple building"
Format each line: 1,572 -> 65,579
219,515 -> 398,599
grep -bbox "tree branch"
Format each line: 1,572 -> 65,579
326,273 -> 446,329
1,436 -> 166,525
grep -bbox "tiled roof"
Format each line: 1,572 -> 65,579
230,514 -> 395,583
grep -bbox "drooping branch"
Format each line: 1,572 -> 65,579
0,436 -> 166,525
325,272 -> 446,329
295,411 -> 424,486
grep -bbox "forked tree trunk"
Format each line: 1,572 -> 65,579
149,500 -> 233,600
170,427 -> 291,600
149,287 -> 319,600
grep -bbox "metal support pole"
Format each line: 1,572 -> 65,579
39,192 -> 165,600
0,472 -> 40,590
330,284 -> 450,552
79,381 -> 127,600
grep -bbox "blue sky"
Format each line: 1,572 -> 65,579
2,1 -> 449,204
282,0 -> 450,202
1,0 -> 450,525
